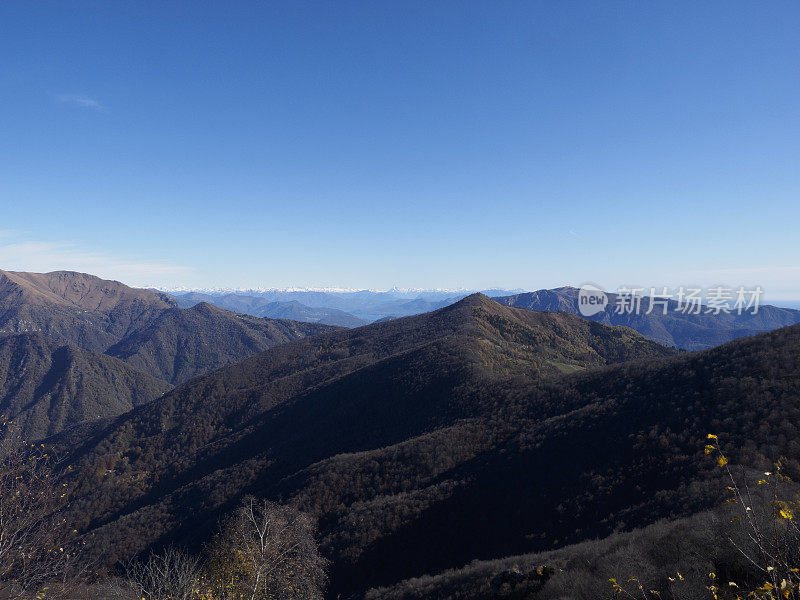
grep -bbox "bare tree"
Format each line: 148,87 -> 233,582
125,546 -> 202,600
89,577 -> 140,600
205,497 -> 328,600
0,432 -> 77,600
705,435 -> 800,599
610,437 -> 800,599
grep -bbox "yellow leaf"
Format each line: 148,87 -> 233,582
717,456 -> 728,467
707,434 -> 718,440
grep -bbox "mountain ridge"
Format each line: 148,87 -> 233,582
0,269 -> 177,352
0,269 -> 338,383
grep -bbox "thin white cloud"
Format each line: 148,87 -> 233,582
56,94 -> 106,111
0,238 -> 190,287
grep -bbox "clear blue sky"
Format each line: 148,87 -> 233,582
1,1 -> 799,298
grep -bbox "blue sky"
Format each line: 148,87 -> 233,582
1,1 -> 799,298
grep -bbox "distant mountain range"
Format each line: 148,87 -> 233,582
170,291 -> 368,327
494,286 -> 800,350
164,284 -> 800,351
163,287 -> 525,323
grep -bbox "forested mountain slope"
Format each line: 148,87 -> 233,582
360,321 -> 800,599
0,333 -> 172,442
54,295 -> 674,596
105,302 -> 336,384
37,290 -> 800,598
